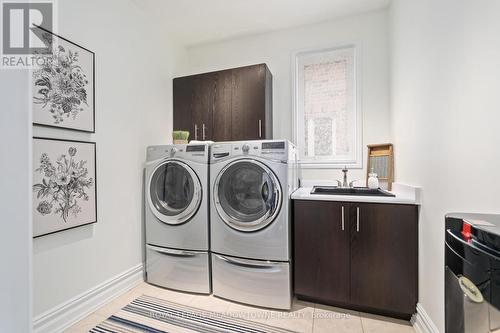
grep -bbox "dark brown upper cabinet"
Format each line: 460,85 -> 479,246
294,200 -> 418,320
212,70 -> 232,142
172,76 -> 194,135
173,64 -> 273,141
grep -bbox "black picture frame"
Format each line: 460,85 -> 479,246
32,26 -> 96,133
33,137 -> 97,238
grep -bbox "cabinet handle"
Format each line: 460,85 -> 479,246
216,254 -> 280,270
147,245 -> 199,257
194,124 -> 198,140
341,206 -> 345,231
258,119 -> 262,138
356,207 -> 360,232
202,123 -> 206,140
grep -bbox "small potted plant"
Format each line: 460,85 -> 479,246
173,131 -> 190,144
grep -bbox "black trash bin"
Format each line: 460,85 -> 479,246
445,213 -> 500,333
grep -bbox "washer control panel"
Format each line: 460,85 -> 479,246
242,143 -> 250,153
146,144 -> 208,163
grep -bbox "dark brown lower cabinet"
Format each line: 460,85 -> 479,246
294,200 -> 418,319
294,200 -> 350,304
350,203 -> 418,316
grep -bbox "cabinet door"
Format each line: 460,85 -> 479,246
349,203 -> 418,316
173,76 -> 194,133
191,73 -> 215,141
212,70 -> 232,141
231,65 -> 266,140
294,200 -> 350,304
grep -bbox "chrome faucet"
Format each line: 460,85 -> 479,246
336,166 -> 358,188
342,166 -> 349,188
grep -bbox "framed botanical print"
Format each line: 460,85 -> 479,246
33,137 -> 97,238
32,26 -> 95,133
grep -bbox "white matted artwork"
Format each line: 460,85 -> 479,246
32,26 -> 95,133
33,137 -> 97,238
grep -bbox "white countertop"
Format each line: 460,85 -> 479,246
291,182 -> 421,205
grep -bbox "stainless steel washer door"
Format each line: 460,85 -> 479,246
214,159 -> 282,232
148,160 -> 202,225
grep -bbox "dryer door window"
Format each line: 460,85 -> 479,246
215,160 -> 282,232
148,160 -> 202,225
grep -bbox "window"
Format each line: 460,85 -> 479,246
294,46 -> 360,167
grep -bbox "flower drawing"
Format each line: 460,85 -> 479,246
33,32 -> 89,124
33,147 -> 93,222
36,201 -> 53,215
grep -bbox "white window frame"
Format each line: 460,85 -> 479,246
292,44 -> 362,169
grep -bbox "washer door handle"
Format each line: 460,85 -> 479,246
261,181 -> 270,202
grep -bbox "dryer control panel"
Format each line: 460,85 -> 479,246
211,140 -> 293,162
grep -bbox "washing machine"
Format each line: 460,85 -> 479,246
145,144 -> 210,294
210,140 -> 298,309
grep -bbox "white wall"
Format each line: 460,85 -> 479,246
32,0 -> 183,317
390,0 -> 500,331
0,71 -> 33,332
179,10 -> 390,182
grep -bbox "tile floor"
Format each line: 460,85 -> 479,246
65,282 -> 415,333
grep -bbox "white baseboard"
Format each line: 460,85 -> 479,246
412,303 -> 440,333
33,263 -> 144,333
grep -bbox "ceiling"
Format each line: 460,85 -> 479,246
134,0 -> 390,47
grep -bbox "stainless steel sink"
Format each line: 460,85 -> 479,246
310,186 -> 395,197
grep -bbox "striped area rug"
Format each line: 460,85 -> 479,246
90,294 -> 295,333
